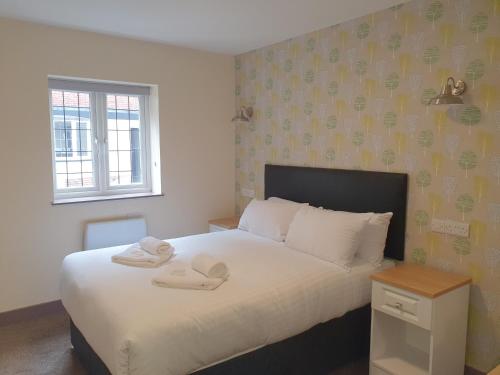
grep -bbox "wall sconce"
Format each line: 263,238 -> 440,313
232,106 -> 253,122
428,77 -> 466,105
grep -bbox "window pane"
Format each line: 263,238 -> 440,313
106,94 -> 143,186
51,89 -> 95,190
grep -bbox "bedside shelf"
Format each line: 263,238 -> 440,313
372,356 -> 428,375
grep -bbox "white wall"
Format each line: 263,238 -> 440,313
0,18 -> 235,313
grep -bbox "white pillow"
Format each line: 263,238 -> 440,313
285,206 -> 371,269
357,212 -> 393,265
238,199 -> 303,241
268,197 -> 305,207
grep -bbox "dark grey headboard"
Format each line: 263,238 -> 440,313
264,164 -> 408,261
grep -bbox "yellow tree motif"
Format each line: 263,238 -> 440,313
334,133 -> 345,154
433,110 -> 447,136
400,13 -> 414,36
491,0 -> 500,17
478,84 -> 497,113
271,92 -> 279,106
290,104 -> 300,121
394,132 -> 407,155
431,152 -> 444,176
290,74 -> 300,90
339,30 -> 349,49
426,232 -> 441,257
311,117 -> 320,136
364,79 -> 377,98
485,37 -> 500,64
470,220 -> 487,247
312,53 -> 322,72
428,192 -> 443,218
398,54 -> 411,78
337,64 -> 349,84
397,94 -> 409,114
473,176 -> 489,203
362,115 -> 374,135
361,150 -> 374,169
254,81 -> 263,96
440,24 -> 455,47
437,67 -> 452,87
270,147 -> 278,162
290,42 -> 301,59
288,134 -> 298,152
335,99 -> 347,117
477,132 -> 493,158
308,149 -> 318,166
367,41 -> 378,64
312,86 -> 322,103
468,263 -> 484,284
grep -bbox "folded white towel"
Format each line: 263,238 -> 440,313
152,264 -> 226,290
139,236 -> 172,256
112,244 -> 173,268
191,253 -> 229,279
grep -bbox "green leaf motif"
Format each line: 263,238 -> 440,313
382,149 -> 396,166
415,210 -> 430,227
303,132 -> 312,146
266,50 -> 274,63
265,78 -> 273,90
306,38 -> 316,52
357,23 -> 370,39
326,115 -> 337,129
329,48 -> 340,63
235,134 -> 241,145
282,118 -> 292,131
425,1 -> 443,24
460,106 -> 481,130
458,151 -> 478,175
453,238 -> 471,256
354,96 -> 367,112
249,172 -> 256,183
470,13 -> 488,36
284,59 -> 293,72
304,102 -> 313,116
235,85 -> 241,96
249,69 -> 257,80
385,73 -> 400,91
325,148 -> 336,162
456,194 -> 474,215
235,57 -> 241,70
282,88 -> 292,103
282,147 -> 290,160
355,60 -> 368,78
328,81 -> 339,97
412,248 -> 427,264
418,130 -> 434,149
265,107 -> 273,119
352,131 -> 364,147
465,60 -> 485,86
416,170 -> 431,189
265,134 -> 273,145
249,146 -> 256,157
384,112 -> 397,129
423,47 -> 440,66
304,69 -> 315,84
388,33 -> 402,54
421,88 -> 437,105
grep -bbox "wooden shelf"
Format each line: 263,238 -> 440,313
208,216 -> 239,230
372,356 -> 429,375
370,264 -> 471,298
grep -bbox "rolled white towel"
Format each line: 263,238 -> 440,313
139,236 -> 172,256
112,244 -> 173,268
191,253 -> 229,279
152,263 -> 225,290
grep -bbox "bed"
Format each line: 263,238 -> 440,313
62,164 -> 408,375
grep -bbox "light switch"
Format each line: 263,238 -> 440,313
431,218 -> 469,237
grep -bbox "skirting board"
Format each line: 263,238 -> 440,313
0,300 -> 63,327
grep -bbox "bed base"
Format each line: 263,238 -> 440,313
70,304 -> 370,375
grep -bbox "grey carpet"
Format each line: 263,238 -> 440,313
0,310 -> 368,374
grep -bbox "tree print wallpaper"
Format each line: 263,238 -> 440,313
234,0 -> 500,371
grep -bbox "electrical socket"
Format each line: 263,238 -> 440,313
431,218 -> 469,238
241,188 -> 255,198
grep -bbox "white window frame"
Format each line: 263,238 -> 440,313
48,78 -> 156,203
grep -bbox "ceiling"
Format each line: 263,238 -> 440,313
0,0 -> 409,55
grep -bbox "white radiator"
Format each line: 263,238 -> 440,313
84,216 -> 147,250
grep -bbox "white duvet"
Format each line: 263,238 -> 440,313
60,230 -> 393,375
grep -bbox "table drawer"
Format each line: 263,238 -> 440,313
372,281 -> 432,329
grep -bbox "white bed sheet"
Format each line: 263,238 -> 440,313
60,229 -> 394,375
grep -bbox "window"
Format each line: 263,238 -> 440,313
49,78 -> 161,202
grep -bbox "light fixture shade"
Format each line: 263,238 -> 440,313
232,106 -> 253,122
428,77 -> 466,106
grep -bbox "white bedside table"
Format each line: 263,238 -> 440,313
369,264 -> 471,375
208,217 -> 239,232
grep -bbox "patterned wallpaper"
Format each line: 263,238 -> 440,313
234,0 -> 500,371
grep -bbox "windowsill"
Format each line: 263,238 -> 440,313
52,192 -> 164,205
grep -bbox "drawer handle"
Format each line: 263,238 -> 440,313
388,302 -> 403,310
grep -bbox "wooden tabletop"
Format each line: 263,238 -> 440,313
371,264 -> 472,298
208,216 -> 240,229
